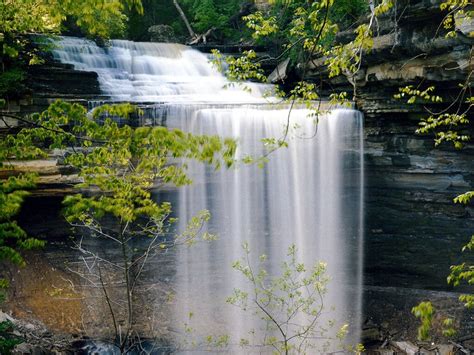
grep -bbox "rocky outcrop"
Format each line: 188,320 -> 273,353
254,0 -> 271,11
0,310 -> 75,355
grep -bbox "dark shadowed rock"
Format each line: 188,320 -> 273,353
148,25 -> 177,43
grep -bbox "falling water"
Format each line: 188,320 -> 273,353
53,37 -> 364,352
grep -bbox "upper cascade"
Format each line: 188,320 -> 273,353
52,36 -> 274,104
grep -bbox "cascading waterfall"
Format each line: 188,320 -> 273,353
52,37 -> 274,103
53,37 -> 364,352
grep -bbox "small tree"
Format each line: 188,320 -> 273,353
1,100 -> 237,351
226,243 -> 361,354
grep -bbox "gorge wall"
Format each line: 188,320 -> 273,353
301,0 -> 474,342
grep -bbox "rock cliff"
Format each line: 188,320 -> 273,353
300,0 -> 473,344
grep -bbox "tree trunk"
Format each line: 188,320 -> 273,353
172,0 -> 196,40
188,27 -> 215,45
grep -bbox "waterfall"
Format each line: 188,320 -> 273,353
53,37 -> 364,352
168,106 -> 364,352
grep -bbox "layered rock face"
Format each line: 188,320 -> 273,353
302,0 -> 473,342
362,2 -> 473,287
0,61 -> 101,124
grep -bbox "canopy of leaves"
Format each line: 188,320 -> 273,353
127,0 -> 247,42
0,0 -> 143,41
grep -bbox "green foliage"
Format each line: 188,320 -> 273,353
448,252 -> 474,309
327,0 -> 368,27
454,191 -> 474,205
439,0 -> 473,37
230,0 -> 394,104
0,0 -> 142,41
394,85 -> 443,104
126,0 -> 169,41
190,0 -> 221,33
395,85 -> 472,149
0,174 -> 45,287
0,68 -> 26,98
417,113 -> 470,149
246,0 -> 376,68
448,193 -> 474,310
265,0 -> 367,47
289,81 -> 319,103
181,0 -> 242,34
412,302 -> 457,340
325,0 -> 394,81
1,100 -> 236,225
227,243 -> 355,354
412,305 -> 460,341
134,0 -> 247,41
412,301 -> 434,341
329,91 -> 351,107
0,165 -> 43,355
212,49 -> 267,83
0,320 -> 23,355
243,11 -> 278,40
441,318 -> 456,337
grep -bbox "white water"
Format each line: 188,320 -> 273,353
53,37 -> 364,352
52,37 -> 274,103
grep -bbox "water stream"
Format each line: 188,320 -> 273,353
52,37 -> 364,353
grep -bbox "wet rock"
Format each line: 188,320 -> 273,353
0,310 -> 15,323
345,7 -> 474,336
366,339 -> 459,354
455,12 -> 474,37
436,344 -> 457,354
12,343 -> 47,355
362,326 -> 382,343
71,339 -> 120,354
392,341 -> 419,354
268,58 -> 290,83
27,66 -> 101,99
23,323 -> 37,332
